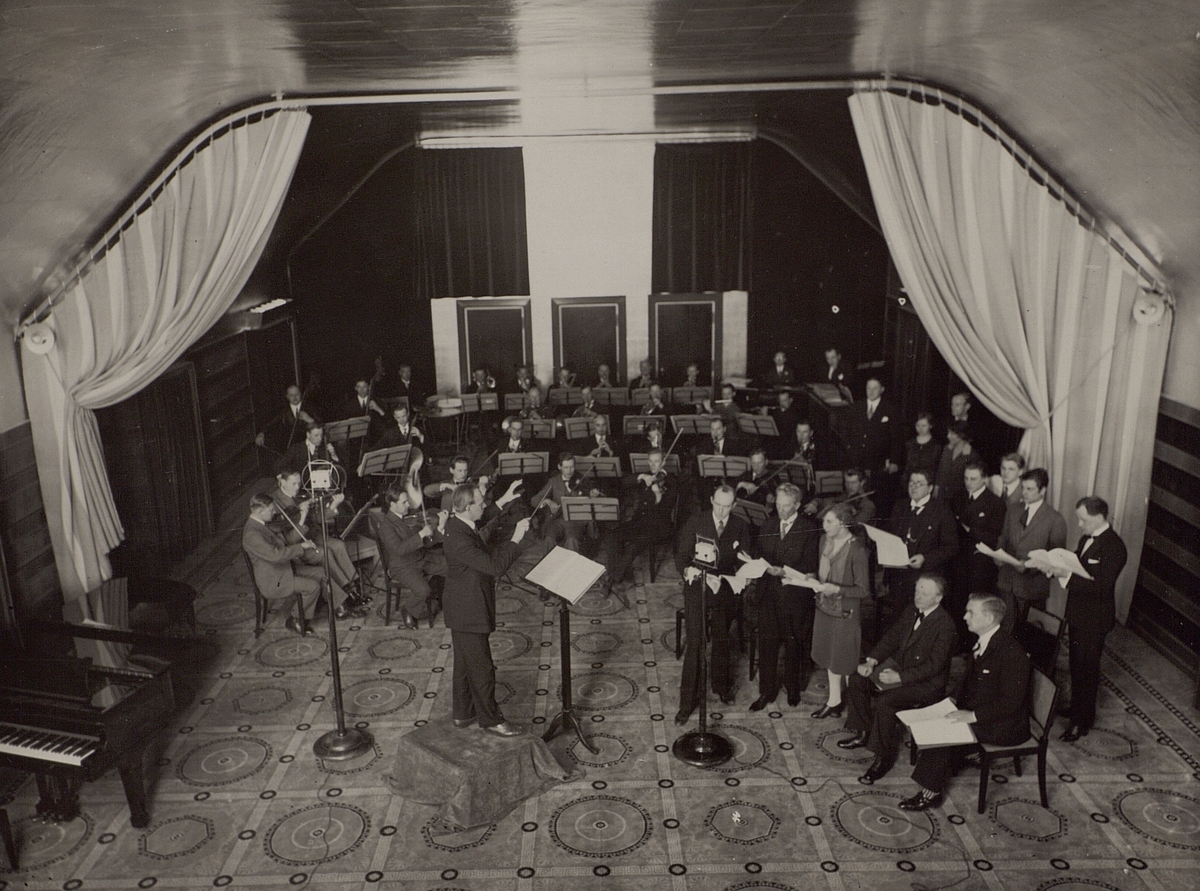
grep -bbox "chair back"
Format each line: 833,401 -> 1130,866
242,550 -> 263,597
1028,667 -> 1058,743
1014,608 -> 1063,676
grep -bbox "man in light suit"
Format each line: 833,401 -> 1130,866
1055,496 -> 1128,741
443,484 -> 531,736
992,468 -> 1068,627
675,484 -> 754,723
242,493 -> 325,635
899,593 -> 1030,811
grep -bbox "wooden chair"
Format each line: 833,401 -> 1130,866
242,551 -> 307,637
976,667 -> 1058,814
1013,606 -> 1065,677
367,509 -> 440,628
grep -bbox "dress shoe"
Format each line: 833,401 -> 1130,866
452,717 -> 475,728
749,696 -> 774,712
674,709 -> 693,726
898,789 -> 944,811
811,703 -> 845,720
1060,723 -> 1089,742
786,692 -> 802,707
858,756 -> 895,784
334,604 -> 367,620
719,693 -> 735,706
285,616 -> 313,636
401,613 -> 419,630
837,732 -> 869,750
483,722 -> 524,737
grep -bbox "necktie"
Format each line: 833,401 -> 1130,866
716,520 -> 725,537
867,403 -> 875,420
911,501 -> 923,515
1021,506 -> 1030,528
913,613 -> 923,633
972,641 -> 982,658
360,398 -> 367,410
780,520 -> 791,538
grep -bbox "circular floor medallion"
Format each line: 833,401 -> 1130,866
1072,728 -> 1137,761
367,637 -> 420,660
232,685 -> 292,715
1033,881 -> 1122,891
8,812 -> 93,871
139,815 -> 215,860
341,678 -> 415,717
496,594 -> 528,615
255,635 -> 330,668
705,800 -> 780,845
571,671 -> 639,711
817,730 -> 874,764
489,629 -> 533,662
706,725 -> 770,773
196,598 -> 256,628
1114,788 -> 1200,850
571,631 -> 623,656
549,795 -> 652,858
991,798 -> 1067,841
831,791 -> 938,853
570,591 -> 625,617
720,881 -> 800,891
264,803 -> 370,865
178,736 -> 272,787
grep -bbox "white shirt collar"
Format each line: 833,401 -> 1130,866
1025,499 -> 1044,520
910,494 -> 931,510
1088,522 -> 1110,538
974,624 -> 1000,656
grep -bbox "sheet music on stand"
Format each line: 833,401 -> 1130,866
526,546 -> 607,604
697,454 -> 750,479
737,414 -> 778,438
548,387 -> 584,407
324,416 -> 370,448
808,383 -> 850,407
629,452 -> 681,475
573,456 -> 622,478
630,387 -> 652,406
358,444 -> 413,477
563,416 -> 597,440
592,387 -> 628,406
504,393 -> 533,410
733,498 -> 770,529
461,393 -> 499,413
525,418 -> 556,440
623,415 -> 659,437
496,451 -> 550,477
672,386 -> 712,405
671,414 -> 718,436
561,496 -> 621,525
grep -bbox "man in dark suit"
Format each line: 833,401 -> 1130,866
532,453 -> 600,552
572,413 -> 622,463
823,346 -> 855,396
1056,496 -> 1128,741
899,593 -> 1030,810
735,448 -> 773,507
844,377 -> 901,515
603,447 -> 678,605
882,469 -> 958,630
675,484 -> 753,723
952,461 -> 1006,643
630,358 -> 655,391
281,421 -> 341,477
373,404 -> 425,450
443,484 -> 531,736
992,468 -> 1067,627
750,482 -> 821,710
242,493 -> 325,635
257,383 -> 317,457
768,390 -> 803,459
838,573 -> 957,783
375,483 -> 447,629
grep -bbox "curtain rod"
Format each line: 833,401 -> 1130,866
851,78 -> 1169,299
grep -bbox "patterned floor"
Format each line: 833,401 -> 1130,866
3,512 -> 1199,891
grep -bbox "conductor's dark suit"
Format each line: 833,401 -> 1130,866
443,515 -> 522,728
753,513 -> 821,703
675,510 -> 752,713
911,628 -> 1031,793
953,486 -> 1007,595
844,603 -> 957,763
1063,527 -> 1128,730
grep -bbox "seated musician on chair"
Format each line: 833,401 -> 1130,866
268,469 -> 369,617
424,455 -> 472,513
681,362 -> 703,387
595,363 -> 616,389
735,448 -> 774,507
257,383 -> 316,456
573,386 -> 599,418
513,365 -> 539,395
630,358 -> 655,391
339,379 -> 386,421
282,421 -> 340,474
374,404 -> 425,450
767,391 -> 803,459
377,483 -> 448,629
641,383 -> 669,416
602,447 -> 677,606
533,453 -> 601,553
243,493 -> 348,634
573,413 -> 621,464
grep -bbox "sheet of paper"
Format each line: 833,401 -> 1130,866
1026,548 -> 1092,580
896,698 -> 958,725
736,558 -> 771,580
780,566 -> 821,590
863,524 -> 911,567
976,542 -> 1022,567
897,697 -> 978,747
526,546 -> 606,604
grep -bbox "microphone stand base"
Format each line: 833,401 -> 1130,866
672,730 -> 733,768
313,727 -> 374,761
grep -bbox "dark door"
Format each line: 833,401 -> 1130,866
95,361 -> 213,576
553,297 -> 624,384
651,296 -> 718,386
457,299 -> 532,389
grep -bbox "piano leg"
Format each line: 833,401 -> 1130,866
0,807 -> 16,870
34,772 -> 82,824
117,757 -> 150,828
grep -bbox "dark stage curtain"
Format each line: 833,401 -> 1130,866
652,143 -> 752,294
415,148 -> 530,299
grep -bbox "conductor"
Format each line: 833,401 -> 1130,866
443,484 -> 532,737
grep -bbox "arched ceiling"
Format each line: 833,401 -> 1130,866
2,0 -> 1198,328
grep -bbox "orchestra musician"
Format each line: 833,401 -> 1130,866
735,448 -> 774,507
595,363 -> 616,389
282,421 -> 341,475
243,493 -> 336,635
767,390 -> 803,458
532,453 -> 601,552
806,467 -> 876,526
467,367 -> 496,396
550,366 -> 575,392
391,363 -> 426,405
629,418 -> 667,454
823,346 -> 855,395
500,418 -> 532,454
630,358 -> 655,391
681,362 -> 703,387
425,455 -> 473,513
703,382 -> 742,426
573,386 -> 599,419
602,446 -> 677,604
762,350 -> 795,389
374,404 -> 425,449
376,482 -> 448,629
573,414 -> 620,461
257,384 -> 317,455
641,383 -> 669,416
513,365 -> 540,395
339,378 -> 386,421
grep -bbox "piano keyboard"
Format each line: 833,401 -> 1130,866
0,723 -> 100,766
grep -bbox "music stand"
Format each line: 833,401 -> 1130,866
592,387 -> 628,406
572,456 -> 622,480
630,387 -> 652,406
623,415 -> 659,437
324,416 -> 371,449
504,393 -> 533,411
737,415 -> 778,438
526,546 -> 607,754
629,452 -> 681,475
733,498 -> 770,529
671,414 -> 718,436
358,444 -> 412,478
672,386 -> 712,405
697,454 -> 751,479
496,452 -> 550,478
525,418 -> 557,440
547,387 -> 584,407
563,416 -> 598,440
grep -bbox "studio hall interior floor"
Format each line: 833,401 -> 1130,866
3,511 -> 1199,891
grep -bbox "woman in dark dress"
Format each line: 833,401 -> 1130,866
808,501 -> 871,718
933,420 -> 975,504
902,411 -> 942,483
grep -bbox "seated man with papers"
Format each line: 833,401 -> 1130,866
897,593 -> 1030,811
837,573 -> 957,784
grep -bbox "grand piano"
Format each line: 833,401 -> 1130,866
0,650 -> 173,829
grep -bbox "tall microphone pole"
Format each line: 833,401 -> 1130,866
308,459 -> 373,761
673,549 -> 733,768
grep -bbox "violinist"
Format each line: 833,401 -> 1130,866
573,386 -> 599,419
640,383 -> 669,416
268,468 -> 366,618
805,467 -> 876,526
257,384 -> 317,456
532,453 -> 600,552
735,448 -> 774,507
374,404 -> 425,449
629,418 -> 666,454
601,447 -> 676,604
424,455 -> 472,513
376,483 -> 448,629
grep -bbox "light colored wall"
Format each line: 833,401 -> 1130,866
0,341 -> 29,432
1162,287 -> 1200,411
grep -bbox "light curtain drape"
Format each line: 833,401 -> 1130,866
849,89 -> 1171,621
21,109 -> 311,603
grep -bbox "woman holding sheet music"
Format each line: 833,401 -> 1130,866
809,502 -> 870,719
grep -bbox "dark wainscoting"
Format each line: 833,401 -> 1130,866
0,422 -> 61,631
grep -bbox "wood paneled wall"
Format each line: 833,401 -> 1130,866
0,423 -> 61,627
